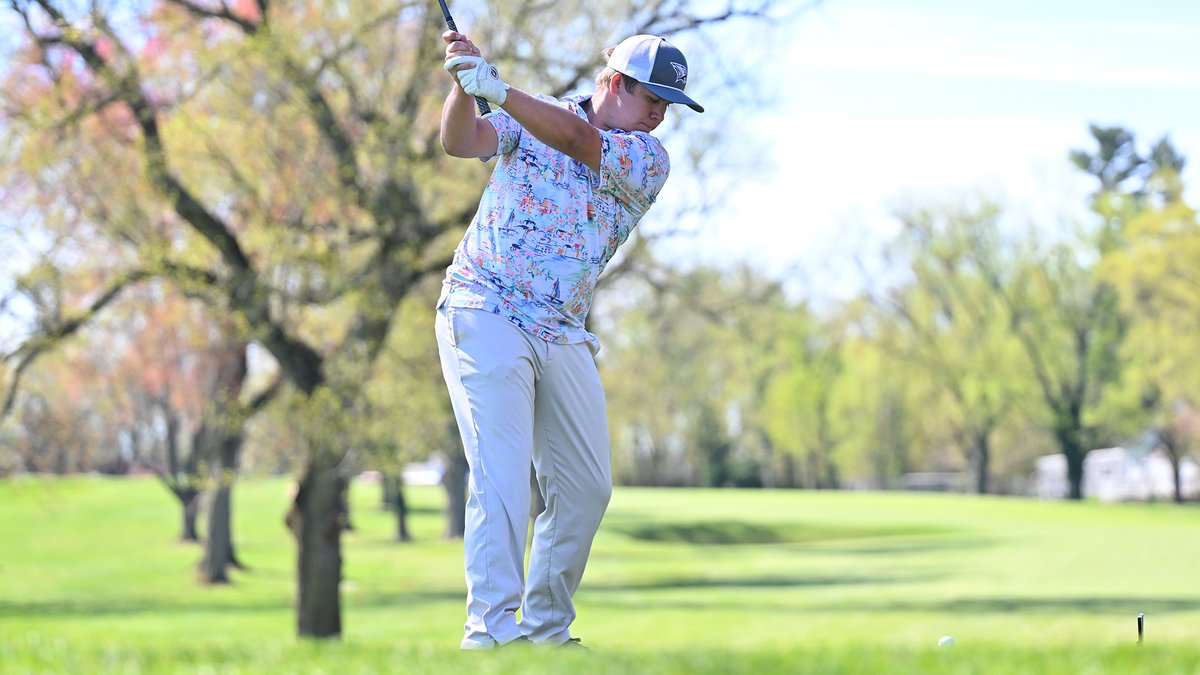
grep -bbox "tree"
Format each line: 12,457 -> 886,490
194,336 -> 286,582
600,263 -> 744,486
875,199 -> 1027,493
2,0 -> 478,637
1096,133 -> 1198,502
5,272 -> 272,570
973,226 -> 1125,500
107,289 -> 244,546
361,277 -> 455,541
759,307 -> 843,489
600,261 -> 818,487
829,322 -> 920,489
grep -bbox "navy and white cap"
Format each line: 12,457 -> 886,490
606,35 -> 704,113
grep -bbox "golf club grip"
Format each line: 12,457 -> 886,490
438,2 -> 493,116
471,91 -> 492,117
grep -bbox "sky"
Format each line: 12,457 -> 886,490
655,0 -> 1200,300
3,1 -> 1200,308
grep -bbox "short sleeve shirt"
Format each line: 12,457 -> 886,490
442,94 -> 670,346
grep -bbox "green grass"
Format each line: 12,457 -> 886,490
2,476 -> 1199,673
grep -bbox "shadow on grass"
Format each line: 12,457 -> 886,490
0,585 -> 470,619
813,595 -> 1200,615
577,584 -> 1200,619
825,538 -> 992,555
576,573 -> 946,614
588,572 -> 938,593
608,519 -> 962,547
368,504 -> 442,517
0,597 -> 293,619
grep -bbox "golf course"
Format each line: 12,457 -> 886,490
2,476 -> 1198,673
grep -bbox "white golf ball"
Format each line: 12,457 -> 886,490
938,636 -> 955,647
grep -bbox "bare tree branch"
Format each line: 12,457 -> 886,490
2,268 -> 149,416
165,0 -> 263,34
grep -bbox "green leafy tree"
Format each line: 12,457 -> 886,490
601,262 -> 828,488
759,308 -> 843,489
875,199 -> 1028,493
600,263 -> 748,486
362,277 -> 456,541
1097,135 -> 1198,501
829,319 -> 920,489
975,228 -> 1125,500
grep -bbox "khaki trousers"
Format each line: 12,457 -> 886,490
435,305 -> 612,649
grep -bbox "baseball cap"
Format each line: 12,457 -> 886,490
606,35 -> 704,113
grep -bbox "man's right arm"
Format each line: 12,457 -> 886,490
439,30 -> 499,160
441,84 -> 499,160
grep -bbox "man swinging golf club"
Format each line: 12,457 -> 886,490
434,28 -> 703,650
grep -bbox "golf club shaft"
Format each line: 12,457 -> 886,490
437,0 -> 492,117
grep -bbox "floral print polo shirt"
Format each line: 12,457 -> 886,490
442,94 -> 670,348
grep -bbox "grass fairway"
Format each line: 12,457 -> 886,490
1,477 -> 1198,673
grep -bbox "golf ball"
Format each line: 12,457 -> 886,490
938,636 -> 955,647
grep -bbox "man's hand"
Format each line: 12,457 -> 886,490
445,55 -> 510,106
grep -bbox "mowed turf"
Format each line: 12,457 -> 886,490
1,476 -> 1198,674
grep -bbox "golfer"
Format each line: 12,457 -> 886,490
435,30 -> 703,650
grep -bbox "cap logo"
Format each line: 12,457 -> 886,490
670,62 -> 687,85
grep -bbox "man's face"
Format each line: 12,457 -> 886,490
611,78 -> 670,133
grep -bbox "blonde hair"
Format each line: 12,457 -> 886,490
596,46 -> 639,92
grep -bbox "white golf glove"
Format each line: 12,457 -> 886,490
445,55 -> 509,105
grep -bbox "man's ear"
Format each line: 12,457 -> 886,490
609,72 -> 626,95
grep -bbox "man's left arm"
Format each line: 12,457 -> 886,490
445,55 -> 601,171
498,88 -> 601,173
502,84 -> 669,216
448,53 -> 667,206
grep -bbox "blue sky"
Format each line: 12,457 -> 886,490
655,0 -> 1200,298
4,1 -> 1199,305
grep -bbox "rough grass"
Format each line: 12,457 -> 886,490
1,476 -> 1199,673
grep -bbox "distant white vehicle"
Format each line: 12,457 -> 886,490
402,456 -> 447,487
356,457 -> 447,487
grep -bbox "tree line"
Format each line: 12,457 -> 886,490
593,125 -> 1196,501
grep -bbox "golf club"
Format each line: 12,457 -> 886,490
436,0 -> 492,117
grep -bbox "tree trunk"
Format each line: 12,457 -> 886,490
196,342 -> 249,583
823,461 -> 840,490
1060,428 -> 1085,500
198,434 -> 246,583
1161,434 -> 1184,504
288,465 -> 346,638
382,474 -> 398,511
181,488 -> 201,542
200,482 -> 233,583
1172,458 -> 1184,504
341,481 -> 354,532
442,449 -> 468,539
781,454 -> 797,489
394,479 -> 411,542
380,473 -> 411,541
757,433 -> 776,489
805,450 -> 821,490
814,400 -> 837,489
974,431 -> 991,495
